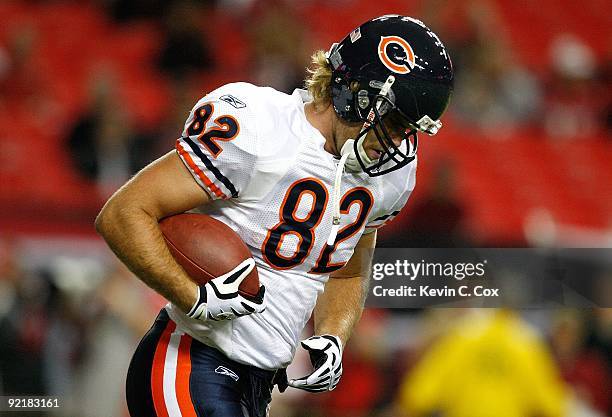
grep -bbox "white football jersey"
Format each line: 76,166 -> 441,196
166,82 -> 416,370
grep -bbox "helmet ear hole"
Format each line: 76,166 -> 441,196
357,89 -> 370,110
331,72 -> 361,122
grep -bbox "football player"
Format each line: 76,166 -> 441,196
96,15 -> 453,417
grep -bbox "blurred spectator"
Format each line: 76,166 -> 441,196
157,0 -> 216,80
588,309 -> 612,417
551,310 -> 611,415
43,271 -> 94,416
380,159 -> 468,248
543,34 -> 606,139
0,25 -> 40,106
396,309 -> 568,417
65,72 -> 158,196
441,1 -> 542,136
0,24 -> 58,125
0,259 -> 51,399
0,240 -> 33,397
248,0 -> 311,93
587,309 -> 612,373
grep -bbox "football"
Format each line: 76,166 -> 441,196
159,213 -> 259,298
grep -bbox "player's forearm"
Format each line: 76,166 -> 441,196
314,275 -> 366,347
314,232 -> 375,346
95,197 -> 197,313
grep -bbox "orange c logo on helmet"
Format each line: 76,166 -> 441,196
378,36 -> 415,74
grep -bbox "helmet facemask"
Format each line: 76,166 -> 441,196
350,93 -> 420,176
339,75 -> 424,176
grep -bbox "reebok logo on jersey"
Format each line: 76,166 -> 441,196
219,94 -> 246,109
215,366 -> 239,381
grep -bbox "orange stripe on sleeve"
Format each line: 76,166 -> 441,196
151,320 -> 176,417
176,140 -> 227,199
175,335 -> 198,417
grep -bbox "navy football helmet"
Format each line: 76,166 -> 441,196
328,15 -> 454,176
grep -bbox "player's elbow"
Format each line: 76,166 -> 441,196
95,190 -> 155,239
95,192 -> 129,238
95,198 -> 116,238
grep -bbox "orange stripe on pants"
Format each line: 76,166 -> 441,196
151,320 -> 176,417
175,335 -> 198,417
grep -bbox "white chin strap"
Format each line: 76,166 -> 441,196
340,138 -> 374,173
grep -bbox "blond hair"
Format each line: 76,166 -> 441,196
305,50 -> 332,107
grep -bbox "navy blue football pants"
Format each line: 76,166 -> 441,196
126,309 -> 284,417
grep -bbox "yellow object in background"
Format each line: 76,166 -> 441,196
398,310 -> 567,417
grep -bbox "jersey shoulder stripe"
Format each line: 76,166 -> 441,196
176,140 -> 228,199
181,136 -> 238,198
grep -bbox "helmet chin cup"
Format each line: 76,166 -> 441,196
340,139 -> 361,173
340,134 -> 377,174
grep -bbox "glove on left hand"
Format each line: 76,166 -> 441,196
288,334 -> 343,392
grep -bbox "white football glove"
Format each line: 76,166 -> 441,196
186,258 -> 266,321
288,334 -> 343,392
